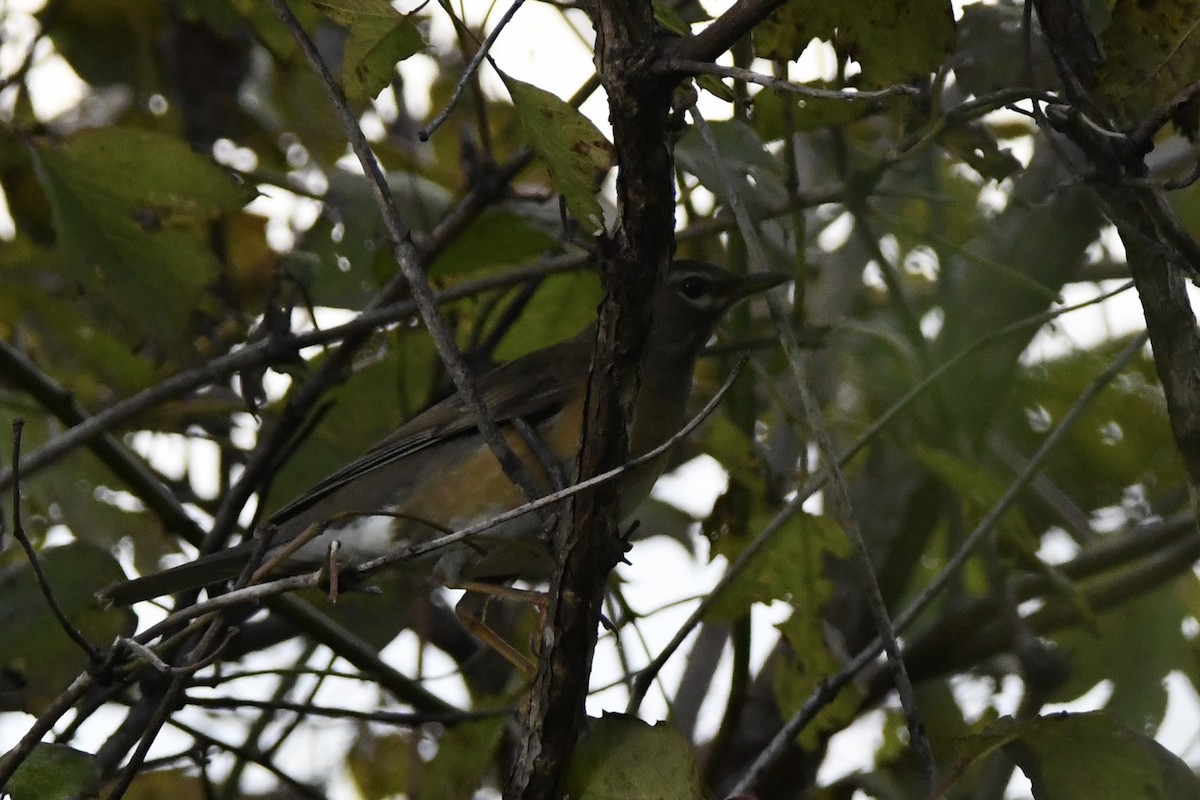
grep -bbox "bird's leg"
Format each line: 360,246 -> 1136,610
454,588 -> 537,677
249,519 -> 331,584
617,520 -> 639,564
457,581 -> 549,610
325,540 -> 342,602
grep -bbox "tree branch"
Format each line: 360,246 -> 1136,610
666,0 -> 789,65
506,0 -> 679,795
1034,0 -> 1200,502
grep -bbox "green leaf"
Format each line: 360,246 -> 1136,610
43,0 -> 161,87
422,715 -> 507,799
313,0 -> 424,104
31,128 -> 255,352
755,0 -> 956,84
311,0 -> 393,25
676,120 -> 786,219
14,409 -> 167,563
939,123 -> 1023,182
954,712 -> 1200,800
349,733 -> 411,800
346,19 -> 423,104
267,55 -> 352,166
1096,0 -> 1200,129
35,128 -> 252,216
1050,587 -> 1191,730
492,271 -> 602,362
429,208 -> 557,278
695,75 -> 737,103
1009,338 -> 1177,512
771,620 -> 862,750
297,168 -> 452,308
751,85 -> 881,136
914,447 -> 1035,559
567,714 -> 703,800
185,0 -> 309,61
706,508 -> 858,750
915,446 -> 1097,620
502,74 -> 614,232
0,542 -> 134,714
708,511 -> 850,622
652,1 -> 691,36
5,743 -> 100,800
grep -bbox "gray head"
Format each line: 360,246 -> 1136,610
647,260 -> 790,362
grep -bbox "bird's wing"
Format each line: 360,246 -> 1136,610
267,333 -> 593,525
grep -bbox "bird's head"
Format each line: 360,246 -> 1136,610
647,260 -> 790,362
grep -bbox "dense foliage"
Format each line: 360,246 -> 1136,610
2,0 -> 1200,798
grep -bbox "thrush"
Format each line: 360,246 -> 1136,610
100,261 -> 788,606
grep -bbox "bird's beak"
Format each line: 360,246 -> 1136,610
733,270 -> 792,301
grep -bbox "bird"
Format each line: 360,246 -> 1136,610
99,261 -> 789,607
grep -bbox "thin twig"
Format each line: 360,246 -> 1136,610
169,719 -> 328,800
188,666 -> 366,686
0,340 -> 206,549
0,255 -> 585,491
183,695 -> 500,726
420,0 -> 528,141
687,104 -> 938,786
222,640 -> 319,792
625,279 -> 1135,709
267,595 -> 456,712
353,356 -> 750,574
266,0 -> 548,512
122,361 -> 747,644
662,58 -> 920,101
0,0 -> 67,93
730,330 -> 1150,794
131,574 -> 320,646
7,420 -> 101,661
0,672 -> 95,787
106,617 -> 230,798
114,638 -> 176,674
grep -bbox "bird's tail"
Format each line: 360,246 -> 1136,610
97,543 -> 256,606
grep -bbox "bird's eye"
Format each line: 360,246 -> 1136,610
680,276 -> 708,299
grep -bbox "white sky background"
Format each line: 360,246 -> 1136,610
2,1 -> 1200,798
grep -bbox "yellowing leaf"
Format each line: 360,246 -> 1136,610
349,732 -> 411,800
502,74 -> 614,232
